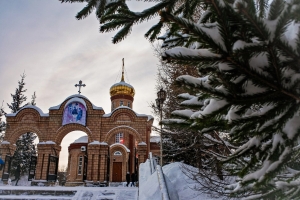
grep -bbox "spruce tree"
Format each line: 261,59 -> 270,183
7,73 -> 27,113
30,92 -> 36,106
61,0 -> 300,198
0,104 -> 6,142
8,73 -> 37,176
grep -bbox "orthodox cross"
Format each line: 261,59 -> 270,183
75,80 -> 86,94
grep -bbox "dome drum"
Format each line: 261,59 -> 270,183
110,94 -> 134,101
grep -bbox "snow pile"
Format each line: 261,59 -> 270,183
139,162 -> 221,200
139,160 -> 161,200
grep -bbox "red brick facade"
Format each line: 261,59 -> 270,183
0,94 -> 157,184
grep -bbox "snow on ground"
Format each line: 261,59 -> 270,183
0,185 -> 138,200
0,176 -> 138,200
139,161 -> 222,200
0,162 -> 222,200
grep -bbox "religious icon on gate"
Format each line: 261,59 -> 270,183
62,102 -> 86,126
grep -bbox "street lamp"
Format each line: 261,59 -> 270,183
156,88 -> 166,166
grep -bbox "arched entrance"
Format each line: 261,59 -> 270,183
110,144 -> 130,182
59,131 -> 88,185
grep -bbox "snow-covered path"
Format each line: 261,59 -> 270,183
0,186 -> 138,200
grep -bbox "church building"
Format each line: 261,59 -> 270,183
0,61 -> 160,186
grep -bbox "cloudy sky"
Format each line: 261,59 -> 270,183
0,1 -> 160,168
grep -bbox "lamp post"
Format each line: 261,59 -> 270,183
156,88 -> 166,166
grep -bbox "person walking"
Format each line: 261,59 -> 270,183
130,173 -> 135,187
126,172 -> 130,187
12,164 -> 21,186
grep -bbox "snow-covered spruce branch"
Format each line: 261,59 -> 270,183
226,56 -> 300,101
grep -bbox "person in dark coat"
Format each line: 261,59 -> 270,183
131,173 -> 135,187
126,172 -> 130,187
12,164 -> 21,186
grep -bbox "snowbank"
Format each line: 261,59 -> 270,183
139,162 -> 221,200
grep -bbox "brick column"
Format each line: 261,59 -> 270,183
99,143 -> 109,182
137,143 -> 147,166
87,142 -> 101,182
35,143 -> 61,181
0,142 -> 16,179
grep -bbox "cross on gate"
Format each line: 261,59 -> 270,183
75,80 -> 86,94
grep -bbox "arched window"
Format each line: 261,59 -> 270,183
127,102 -> 131,108
78,156 -> 83,175
120,101 -> 123,106
115,133 -> 123,144
114,151 -> 122,156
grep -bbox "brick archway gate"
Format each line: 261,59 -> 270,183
0,95 -> 104,182
0,94 -> 153,184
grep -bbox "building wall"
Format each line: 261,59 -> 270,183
1,95 -> 157,183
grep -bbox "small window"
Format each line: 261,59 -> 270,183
78,156 -> 83,175
127,102 -> 130,107
114,151 -> 122,156
115,133 -> 123,144
120,101 -> 123,106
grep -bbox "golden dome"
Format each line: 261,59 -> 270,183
110,81 -> 135,97
110,58 -> 135,97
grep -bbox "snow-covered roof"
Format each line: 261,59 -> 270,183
150,136 -> 160,143
103,105 -> 153,121
72,136 -> 88,144
49,94 -> 103,110
88,141 -> 108,145
110,81 -> 134,89
110,143 -> 130,152
138,142 -> 147,146
6,105 -> 49,117
1,141 -> 10,145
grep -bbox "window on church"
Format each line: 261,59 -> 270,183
78,156 -> 83,175
116,133 -> 123,144
114,151 -> 122,156
128,102 -> 130,108
120,101 -> 123,106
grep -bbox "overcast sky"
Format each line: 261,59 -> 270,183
0,1 -> 160,168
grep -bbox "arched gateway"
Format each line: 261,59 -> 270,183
0,68 -> 157,185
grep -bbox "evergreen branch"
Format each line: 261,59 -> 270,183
100,19 -> 132,32
76,0 -> 97,20
277,38 -> 300,70
145,21 -> 164,42
100,0 -> 171,42
268,0 -> 284,20
160,11 -> 227,53
199,10 -> 212,23
112,22 -> 133,44
227,57 -> 300,101
236,2 -> 270,41
267,45 -> 281,84
257,0 -> 268,18
273,5 -> 292,41
103,1 -> 128,20
95,0 -> 107,20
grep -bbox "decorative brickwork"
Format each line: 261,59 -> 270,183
1,92 -> 157,184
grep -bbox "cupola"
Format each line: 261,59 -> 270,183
110,58 -> 135,111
